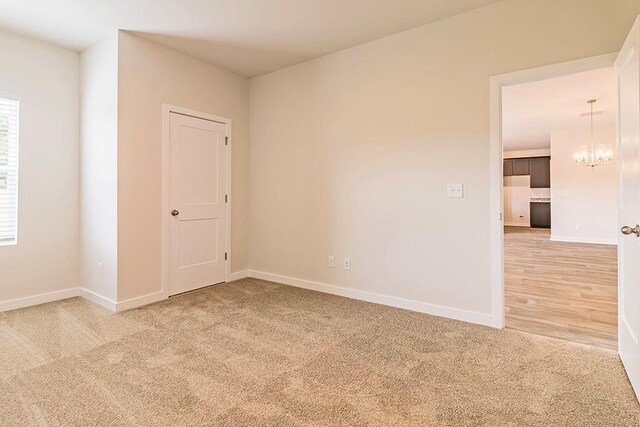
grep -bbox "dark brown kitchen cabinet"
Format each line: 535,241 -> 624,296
503,158 -> 530,176
530,156 -> 551,188
512,158 -> 530,175
530,202 -> 551,228
503,159 -> 513,176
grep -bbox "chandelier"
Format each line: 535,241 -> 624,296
573,99 -> 613,168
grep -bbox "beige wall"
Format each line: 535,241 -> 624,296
0,30 -> 80,302
80,34 -> 119,301
249,0 -> 639,317
117,32 -> 249,301
551,124 -> 617,244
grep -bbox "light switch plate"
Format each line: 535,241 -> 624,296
447,184 -> 464,198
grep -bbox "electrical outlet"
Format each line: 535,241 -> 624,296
98,262 -> 104,278
343,257 -> 351,271
328,256 -> 335,268
447,184 -> 464,198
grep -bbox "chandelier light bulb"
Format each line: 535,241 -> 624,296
572,99 -> 612,168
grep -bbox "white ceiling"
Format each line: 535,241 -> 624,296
0,0 -> 502,77
502,67 -> 616,152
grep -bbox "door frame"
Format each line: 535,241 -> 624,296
161,104 -> 232,298
488,53 -> 617,328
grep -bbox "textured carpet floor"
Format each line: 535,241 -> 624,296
0,278 -> 638,426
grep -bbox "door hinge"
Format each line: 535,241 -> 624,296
225,252 -> 228,261
225,194 -> 228,203
225,136 -> 229,146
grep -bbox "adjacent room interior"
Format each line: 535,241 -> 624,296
501,67 -> 619,350
1,0 -> 640,425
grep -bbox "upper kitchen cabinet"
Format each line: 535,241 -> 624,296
503,159 -> 513,176
530,156 -> 551,188
512,158 -> 530,175
503,158 -> 530,176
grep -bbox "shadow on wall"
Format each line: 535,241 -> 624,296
129,31 -> 310,77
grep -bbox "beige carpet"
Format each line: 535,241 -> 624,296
0,279 -> 638,426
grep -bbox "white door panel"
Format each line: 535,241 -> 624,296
169,113 -> 227,295
616,15 -> 640,402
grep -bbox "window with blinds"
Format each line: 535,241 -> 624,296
0,97 -> 19,246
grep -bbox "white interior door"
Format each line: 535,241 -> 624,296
169,112 -> 227,296
616,16 -> 640,401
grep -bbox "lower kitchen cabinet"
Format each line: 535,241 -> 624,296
530,202 -> 551,228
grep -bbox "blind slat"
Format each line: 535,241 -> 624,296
0,97 -> 18,245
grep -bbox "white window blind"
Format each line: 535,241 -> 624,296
0,97 -> 19,245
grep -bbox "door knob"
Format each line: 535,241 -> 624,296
171,210 -> 180,217
621,224 -> 640,237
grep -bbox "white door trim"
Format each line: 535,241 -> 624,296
488,53 -> 617,328
161,104 -> 232,298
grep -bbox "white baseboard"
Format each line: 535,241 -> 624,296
79,288 -> 166,312
114,290 -> 166,312
79,288 -> 117,312
0,286 -> 167,314
248,270 -> 498,328
550,234 -> 617,245
97,271 -> 251,313
0,288 -> 80,312
2,271 -> 497,330
228,270 -> 249,281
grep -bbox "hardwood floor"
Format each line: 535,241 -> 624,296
504,226 -> 618,350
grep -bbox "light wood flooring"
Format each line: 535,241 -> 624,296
504,226 -> 618,350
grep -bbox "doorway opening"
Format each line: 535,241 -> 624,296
490,55 -> 620,350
